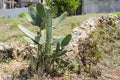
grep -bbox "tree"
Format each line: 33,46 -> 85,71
46,0 -> 79,16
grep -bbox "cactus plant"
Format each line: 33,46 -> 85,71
18,3 -> 71,73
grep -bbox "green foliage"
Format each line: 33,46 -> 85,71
11,20 -> 20,28
115,12 -> 120,17
18,12 -> 25,18
71,21 -> 78,29
61,34 -> 72,47
18,3 -> 71,74
46,0 -> 79,16
11,22 -> 18,28
71,58 -> 79,72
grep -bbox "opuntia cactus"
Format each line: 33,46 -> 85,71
18,3 -> 71,73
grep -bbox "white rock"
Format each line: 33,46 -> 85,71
0,45 -> 4,51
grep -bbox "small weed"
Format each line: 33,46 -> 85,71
115,12 -> 120,17
18,12 -> 25,18
11,21 -> 19,28
71,21 -> 78,29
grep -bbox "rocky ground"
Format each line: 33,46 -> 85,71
0,13 -> 120,80
68,13 -> 120,80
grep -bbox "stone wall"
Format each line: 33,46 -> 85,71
82,0 -> 120,14
0,8 -> 28,17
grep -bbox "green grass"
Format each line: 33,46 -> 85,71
0,13 -> 107,43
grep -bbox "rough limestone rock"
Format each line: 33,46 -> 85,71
0,43 -> 5,51
67,14 -> 120,58
0,42 -> 37,61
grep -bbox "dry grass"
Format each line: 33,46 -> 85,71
0,13 -> 107,43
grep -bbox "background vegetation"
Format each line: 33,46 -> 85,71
46,0 -> 79,16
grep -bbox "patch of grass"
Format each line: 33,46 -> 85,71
71,21 -> 78,29
10,19 -> 20,28
18,12 -> 25,18
0,13 -> 106,43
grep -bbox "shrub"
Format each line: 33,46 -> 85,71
46,0 -> 79,16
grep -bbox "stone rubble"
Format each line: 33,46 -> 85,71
0,42 -> 37,60
0,13 -> 120,80
67,14 -> 120,57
